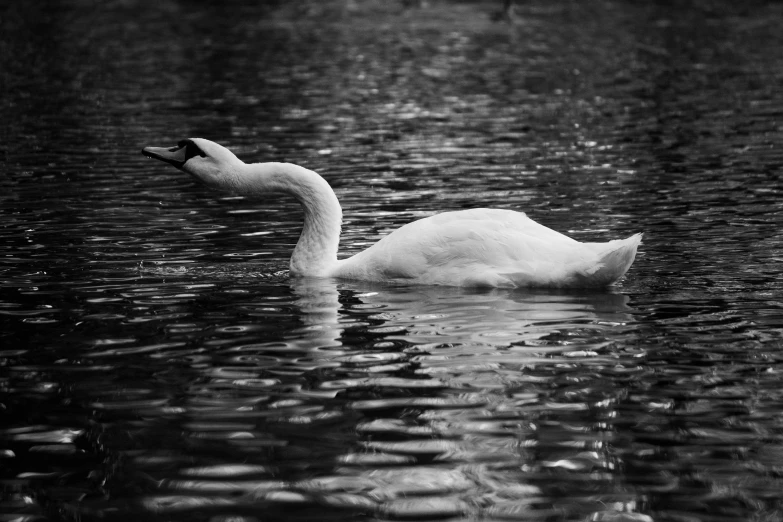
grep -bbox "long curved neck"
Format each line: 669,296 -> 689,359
238,162 -> 342,277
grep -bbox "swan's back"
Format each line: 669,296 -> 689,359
334,208 -> 641,288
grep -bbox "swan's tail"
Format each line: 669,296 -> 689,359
581,233 -> 643,286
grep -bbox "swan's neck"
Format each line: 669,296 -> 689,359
239,162 -> 342,277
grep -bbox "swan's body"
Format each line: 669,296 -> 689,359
142,138 -> 641,288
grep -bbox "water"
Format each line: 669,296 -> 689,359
2,0 -> 783,520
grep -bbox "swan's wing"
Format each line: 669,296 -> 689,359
335,209 -> 640,287
336,209 -> 568,283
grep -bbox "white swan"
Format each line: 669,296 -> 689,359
142,138 -> 641,288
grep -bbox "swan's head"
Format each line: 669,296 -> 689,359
142,138 -> 244,190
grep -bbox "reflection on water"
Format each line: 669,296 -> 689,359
16,275 -> 646,521
2,0 -> 783,520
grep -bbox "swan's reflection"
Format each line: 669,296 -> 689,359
354,284 -> 632,341
290,277 -> 632,350
157,279 -> 641,519
289,277 -> 635,384
288,277 -> 344,351
276,280 -> 642,519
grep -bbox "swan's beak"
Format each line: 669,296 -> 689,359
142,144 -> 187,169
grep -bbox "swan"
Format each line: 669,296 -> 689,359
142,138 -> 641,288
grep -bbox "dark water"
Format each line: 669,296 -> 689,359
2,0 -> 783,520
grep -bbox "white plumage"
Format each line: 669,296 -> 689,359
143,138 -> 641,288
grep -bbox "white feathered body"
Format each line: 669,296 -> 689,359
334,208 -> 642,288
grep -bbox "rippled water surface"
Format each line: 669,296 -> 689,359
2,0 -> 783,520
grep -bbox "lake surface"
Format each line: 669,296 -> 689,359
2,0 -> 783,520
